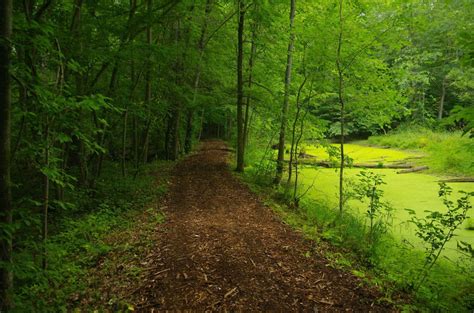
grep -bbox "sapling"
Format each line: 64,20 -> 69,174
354,171 -> 392,244
406,183 -> 473,290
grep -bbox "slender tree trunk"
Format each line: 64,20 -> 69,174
0,0 -> 13,309
197,109 -> 205,141
79,141 -> 88,185
42,121 -> 50,270
165,116 -> 171,158
142,118 -> 152,163
437,77 -> 446,120
336,0 -> 345,214
184,110 -> 194,153
121,110 -> 128,177
243,12 -> 258,149
293,108 -> 309,204
236,0 -> 245,172
274,0 -> 296,184
133,116 -> 138,169
169,107 -> 181,161
287,77 -> 307,186
142,0 -> 153,163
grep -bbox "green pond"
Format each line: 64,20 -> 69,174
295,144 -> 474,258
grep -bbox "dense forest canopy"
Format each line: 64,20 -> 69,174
0,0 -> 473,311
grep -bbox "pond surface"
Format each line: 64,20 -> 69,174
296,144 -> 474,258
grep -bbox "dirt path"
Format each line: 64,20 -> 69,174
135,141 -> 392,312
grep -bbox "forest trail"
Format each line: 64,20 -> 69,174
135,141 -> 392,312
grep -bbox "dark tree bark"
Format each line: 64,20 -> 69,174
236,0 -> 245,172
0,0 -> 13,310
274,0 -> 296,184
184,109 -> 194,154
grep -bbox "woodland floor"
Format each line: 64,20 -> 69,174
82,141 -> 395,312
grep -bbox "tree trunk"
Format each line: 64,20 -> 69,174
197,109 -> 205,141
0,0 -> 13,309
293,108 -> 309,204
437,77 -> 446,120
133,115 -> 138,169
142,0 -> 153,163
169,107 -> 180,161
142,118 -> 152,163
236,0 -> 245,172
244,11 -> 258,149
184,110 -> 194,153
274,0 -> 296,184
121,110 -> 128,177
336,0 -> 345,214
42,121 -> 50,270
287,76 -> 307,186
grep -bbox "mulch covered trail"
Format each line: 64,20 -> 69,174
135,140 -> 392,312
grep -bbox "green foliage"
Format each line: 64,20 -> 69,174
11,161 -> 171,312
3,0 -> 474,310
354,171 -> 393,245
406,183 -> 473,291
444,105 -> 474,138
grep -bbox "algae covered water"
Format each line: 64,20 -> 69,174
297,144 -> 474,258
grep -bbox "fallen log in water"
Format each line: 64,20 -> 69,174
314,161 -> 413,169
284,159 -> 414,169
397,166 -> 429,174
438,177 -> 474,183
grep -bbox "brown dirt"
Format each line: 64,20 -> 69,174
132,140 -> 394,312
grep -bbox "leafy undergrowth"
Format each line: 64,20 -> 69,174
368,127 -> 474,176
75,204 -> 166,311
238,165 -> 474,312
12,161 -> 173,312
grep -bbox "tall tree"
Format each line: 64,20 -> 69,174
236,0 -> 245,172
243,3 -> 258,149
142,0 -> 153,163
0,0 -> 13,309
274,0 -> 296,184
336,0 -> 345,213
